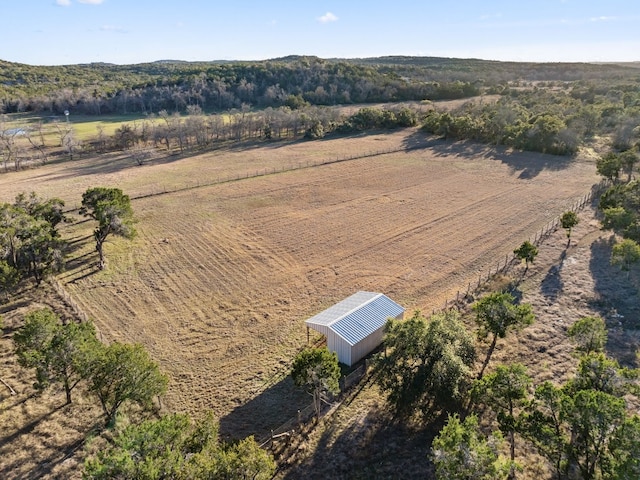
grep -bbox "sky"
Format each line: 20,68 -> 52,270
1,0 -> 639,66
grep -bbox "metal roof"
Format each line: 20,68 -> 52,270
305,291 -> 405,346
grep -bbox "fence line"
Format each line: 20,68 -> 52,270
436,179 -> 609,315
62,146 -> 407,212
258,359 -> 371,448
48,277 -> 90,323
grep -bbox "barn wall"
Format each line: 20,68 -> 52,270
307,323 -> 330,338
350,312 -> 403,365
328,331 -> 352,366
351,327 -> 384,365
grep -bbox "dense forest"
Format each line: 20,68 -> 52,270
1,56 -> 639,116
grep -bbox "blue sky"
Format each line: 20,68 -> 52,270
2,0 -> 639,65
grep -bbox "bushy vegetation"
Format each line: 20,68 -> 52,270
0,192 -> 68,290
422,81 -> 640,156
84,412 -> 275,480
373,310 -> 476,418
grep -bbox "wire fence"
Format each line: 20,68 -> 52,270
436,179 -> 610,315
62,146 -> 409,212
258,360 -> 370,448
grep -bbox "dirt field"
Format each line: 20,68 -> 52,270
278,204 -> 640,480
0,128 -> 604,478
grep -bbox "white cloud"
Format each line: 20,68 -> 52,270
78,0 -> 105,4
589,16 -> 616,22
56,0 -> 71,6
317,12 -> 338,23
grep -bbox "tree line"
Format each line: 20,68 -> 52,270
0,56 -> 481,116
4,55 -> 638,117
0,103 -> 421,171
422,84 -> 640,156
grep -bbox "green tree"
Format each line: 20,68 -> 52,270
569,352 -> 637,396
89,342 -> 168,426
620,149 -> 638,183
473,364 -> 531,474
562,389 -> 626,480
611,238 -> 640,276
374,310 -> 476,418
567,316 -> 607,355
83,412 -> 276,480
0,197 -> 67,285
513,240 -> 538,273
521,361 -> 640,479
606,415 -> 640,480
0,202 -> 32,269
0,259 -> 20,300
597,152 -> 622,182
17,217 -> 64,285
431,413 -> 511,480
601,206 -> 635,234
80,187 -> 136,270
291,347 -> 340,421
560,211 -> 579,247
13,192 -> 69,237
520,381 -> 566,477
472,293 -> 535,378
14,308 -> 99,404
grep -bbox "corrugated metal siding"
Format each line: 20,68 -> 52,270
328,331 -> 352,366
330,295 -> 404,346
305,291 -> 405,366
305,291 -> 379,327
350,327 -> 385,365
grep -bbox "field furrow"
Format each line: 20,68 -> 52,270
0,130 -> 599,439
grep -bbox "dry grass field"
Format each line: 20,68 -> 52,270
0,127 -> 609,478
279,205 -> 640,480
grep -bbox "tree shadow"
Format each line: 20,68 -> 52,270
540,260 -> 565,302
280,405 -> 438,479
0,403 -> 65,450
218,376 -> 309,442
62,251 -> 97,275
589,236 -> 640,367
401,131 -> 575,179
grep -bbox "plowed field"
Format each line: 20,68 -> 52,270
0,129 -> 600,440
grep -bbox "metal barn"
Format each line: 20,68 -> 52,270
305,291 -> 405,366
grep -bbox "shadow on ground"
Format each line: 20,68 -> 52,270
401,130 -> 575,179
218,376 -> 309,442
279,402 -> 438,480
589,236 -> 640,367
540,251 -> 567,302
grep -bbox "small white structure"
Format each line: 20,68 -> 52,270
305,291 -> 405,366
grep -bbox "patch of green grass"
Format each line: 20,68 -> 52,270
67,114 -> 150,141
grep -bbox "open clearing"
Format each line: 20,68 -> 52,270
0,128 -> 603,477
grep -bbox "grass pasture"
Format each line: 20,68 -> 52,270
0,128 -> 604,478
